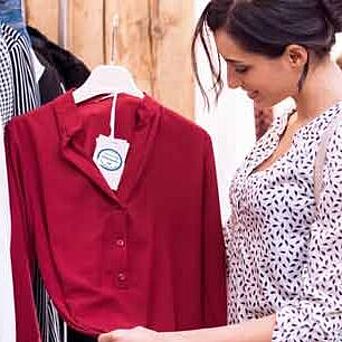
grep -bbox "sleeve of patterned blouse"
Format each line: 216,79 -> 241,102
272,122 -> 342,341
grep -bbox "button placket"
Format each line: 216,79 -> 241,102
110,211 -> 130,288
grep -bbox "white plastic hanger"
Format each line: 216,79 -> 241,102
72,64 -> 144,104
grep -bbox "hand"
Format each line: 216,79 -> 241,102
98,326 -> 160,342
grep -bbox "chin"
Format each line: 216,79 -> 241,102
254,97 -> 280,110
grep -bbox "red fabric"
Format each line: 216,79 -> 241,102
6,92 -> 227,341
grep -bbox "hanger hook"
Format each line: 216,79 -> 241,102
111,14 -> 120,64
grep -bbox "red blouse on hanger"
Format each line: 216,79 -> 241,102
6,92 -> 227,342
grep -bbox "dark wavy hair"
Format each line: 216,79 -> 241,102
192,0 -> 342,106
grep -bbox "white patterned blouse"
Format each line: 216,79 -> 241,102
226,101 -> 342,341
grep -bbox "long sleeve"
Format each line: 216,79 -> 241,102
272,123 -> 342,341
202,134 -> 227,326
0,127 -> 16,342
1,23 -> 40,117
5,122 -> 41,342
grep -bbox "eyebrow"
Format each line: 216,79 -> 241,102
223,58 -> 245,64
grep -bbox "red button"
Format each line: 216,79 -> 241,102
116,239 -> 125,247
117,272 -> 127,282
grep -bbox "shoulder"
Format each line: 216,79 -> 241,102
315,102 -> 342,204
5,97 -> 59,137
1,23 -> 31,52
154,99 -> 212,146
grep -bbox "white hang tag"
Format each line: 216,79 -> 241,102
93,134 -> 129,190
92,95 -> 130,190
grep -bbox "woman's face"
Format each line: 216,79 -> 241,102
214,29 -> 302,108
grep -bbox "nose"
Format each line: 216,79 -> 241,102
227,67 -> 241,89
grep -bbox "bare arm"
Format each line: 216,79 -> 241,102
98,314 -> 276,342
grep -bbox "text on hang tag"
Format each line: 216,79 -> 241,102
93,134 -> 130,190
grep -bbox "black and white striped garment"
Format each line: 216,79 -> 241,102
34,268 -> 63,342
0,29 -> 14,125
0,22 -> 40,117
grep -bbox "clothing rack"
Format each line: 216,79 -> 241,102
58,0 -> 68,48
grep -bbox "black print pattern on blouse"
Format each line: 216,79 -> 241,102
226,102 -> 342,341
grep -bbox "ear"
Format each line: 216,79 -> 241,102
284,44 -> 308,69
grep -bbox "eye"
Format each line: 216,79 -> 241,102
234,65 -> 250,74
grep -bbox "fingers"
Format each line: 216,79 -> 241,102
97,326 -> 157,342
98,332 -> 114,342
97,332 -> 108,342
98,329 -> 127,342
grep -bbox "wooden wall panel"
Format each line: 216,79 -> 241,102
150,0 -> 194,119
25,0 -> 194,119
104,0 -> 153,94
25,0 -> 59,42
68,0 -> 104,68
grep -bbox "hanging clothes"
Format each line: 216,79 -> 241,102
34,51 -> 64,104
32,49 -> 64,342
0,26 -> 14,125
27,26 -> 89,342
1,22 -> 40,117
0,20 -> 59,342
26,38 -> 65,342
27,25 -> 90,90
33,266 -> 61,342
0,127 -> 16,342
7,91 -> 227,341
0,24 -> 16,342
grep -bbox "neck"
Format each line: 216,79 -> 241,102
293,58 -> 342,123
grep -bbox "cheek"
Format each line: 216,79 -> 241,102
264,67 -> 296,93
273,73 -> 298,96
253,76 -> 290,106
244,66 -> 275,89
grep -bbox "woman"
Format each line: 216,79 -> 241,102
99,1 -> 342,341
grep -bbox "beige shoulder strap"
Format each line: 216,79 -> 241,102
314,107 -> 342,207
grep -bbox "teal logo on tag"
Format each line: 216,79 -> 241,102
97,148 -> 122,171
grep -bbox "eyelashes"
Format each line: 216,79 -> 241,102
225,61 -> 250,74
234,66 -> 250,74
